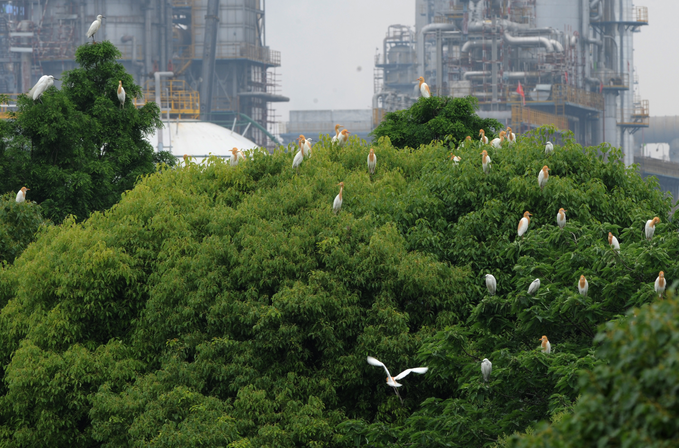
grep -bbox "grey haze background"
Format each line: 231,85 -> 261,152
268,0 -> 677,135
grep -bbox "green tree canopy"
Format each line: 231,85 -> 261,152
0,122 -> 674,447
371,96 -> 504,148
0,41 -> 171,224
0,193 -> 48,265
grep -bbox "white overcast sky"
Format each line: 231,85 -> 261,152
267,0 -> 679,122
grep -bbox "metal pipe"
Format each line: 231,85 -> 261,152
418,23 -> 458,77
436,29 -> 443,95
145,4 -> 153,76
154,71 -> 174,151
462,71 -> 541,80
200,0 -> 220,121
503,32 -> 555,52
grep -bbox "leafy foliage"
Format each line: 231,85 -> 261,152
0,117 -> 674,446
0,41 -> 170,224
0,192 -> 48,266
371,96 -> 504,148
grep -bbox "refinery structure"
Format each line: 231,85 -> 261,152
373,0 -> 650,165
0,0 -> 287,149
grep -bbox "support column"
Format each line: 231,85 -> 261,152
200,0 -> 220,121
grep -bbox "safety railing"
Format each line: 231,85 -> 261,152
140,79 -> 200,118
551,84 -> 604,110
512,105 -> 569,131
0,93 -> 20,119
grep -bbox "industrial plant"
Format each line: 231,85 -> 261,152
0,0 -> 287,149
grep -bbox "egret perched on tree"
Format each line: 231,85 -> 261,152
366,356 -> 428,403
490,131 -> 506,149
556,208 -> 567,229
485,274 -> 497,295
545,141 -> 554,154
457,136 -> 472,150
479,129 -> 488,145
578,275 -> 588,296
417,76 -> 431,98
450,152 -> 461,165
481,150 -> 491,173
27,75 -> 57,101
538,165 -> 550,190
367,148 -> 377,174
117,80 -> 125,108
518,211 -> 532,237
292,138 -> 305,171
528,278 -> 540,295
299,135 -> 312,158
608,232 -> 620,251
481,359 -> 492,382
15,187 -> 29,203
86,14 -> 105,43
655,271 -> 666,298
331,124 -> 343,143
337,129 -> 349,147
645,217 -> 660,240
540,335 -> 551,354
230,147 -> 244,166
333,182 -> 344,214
506,127 -> 516,145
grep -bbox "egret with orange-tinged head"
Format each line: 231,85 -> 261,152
333,182 -> 344,214
367,148 -> 377,174
481,150 -> 491,173
485,274 -> 497,295
15,187 -> 29,203
417,76 -> 431,98
490,131 -> 506,149
450,152 -> 461,164
292,138 -> 305,171
518,211 -> 532,237
578,275 -> 588,296
86,14 -> 105,43
506,127 -> 516,145
479,129 -> 489,145
645,217 -> 660,240
367,356 -> 428,402
538,165 -> 550,190
338,129 -> 349,147
117,80 -> 125,108
540,335 -> 551,354
608,232 -> 620,251
481,359 -> 492,382
458,135 -> 472,150
655,271 -> 666,298
528,278 -> 540,295
230,147 -> 244,166
556,208 -> 567,229
299,135 -> 312,158
331,124 -> 343,143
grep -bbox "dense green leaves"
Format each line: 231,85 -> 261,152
0,193 -> 48,266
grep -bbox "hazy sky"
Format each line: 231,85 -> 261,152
267,0 -> 679,122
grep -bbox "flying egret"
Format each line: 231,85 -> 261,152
608,232 -> 620,251
117,80 -> 125,108
417,76 -> 431,98
528,278 -> 540,295
479,129 -> 489,145
367,148 -> 377,174
450,152 -> 461,165
538,165 -> 550,190
518,211 -> 532,237
457,136 -> 472,150
655,271 -> 666,298
481,150 -> 491,173
645,217 -> 660,240
230,147 -> 244,166
333,182 -> 344,214
556,208 -> 567,229
338,129 -> 349,147
545,141 -> 554,154
540,335 -> 551,354
485,274 -> 497,295
292,138 -> 305,171
15,187 -> 30,203
86,14 -> 105,43
481,359 -> 492,382
27,75 -> 57,101
490,131 -> 506,149
578,275 -> 588,296
331,124 -> 343,143
506,127 -> 516,145
366,356 -> 428,402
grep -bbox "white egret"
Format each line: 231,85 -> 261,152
538,165 -> 550,190
450,152 -> 461,165
578,275 -> 588,296
86,15 -> 105,43
27,75 -> 57,101
331,124 -> 343,143
528,278 -> 540,295
506,127 -> 516,145
333,182 -> 344,214
366,356 -> 428,402
540,335 -> 551,354
338,129 -> 349,147
655,271 -> 666,298
457,136 -> 472,150
299,135 -> 312,158
367,148 -> 377,174
481,150 -> 491,173
545,141 -> 554,154
230,147 -> 244,166
15,187 -> 30,203
556,208 -> 567,229
518,211 -> 532,237
117,80 -> 125,108
479,129 -> 488,145
645,217 -> 660,240
292,138 -> 305,171
485,274 -> 497,295
490,131 -> 506,149
608,232 -> 620,251
417,76 -> 431,98
481,358 -> 492,382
